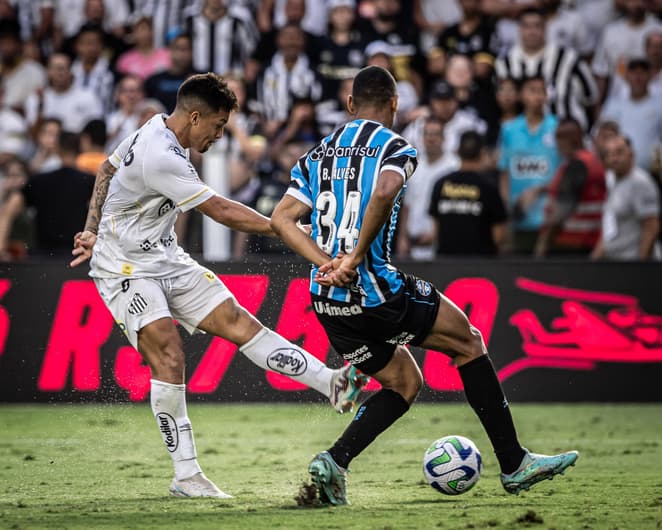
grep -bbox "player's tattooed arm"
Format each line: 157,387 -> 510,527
84,159 -> 117,234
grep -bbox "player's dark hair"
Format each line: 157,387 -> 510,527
176,73 -> 239,114
81,119 -> 107,147
458,131 -> 484,161
351,66 -> 397,109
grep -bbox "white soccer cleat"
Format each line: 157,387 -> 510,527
169,472 -> 233,498
329,365 -> 370,414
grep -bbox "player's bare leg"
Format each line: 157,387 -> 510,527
138,317 -> 231,498
196,297 -> 369,412
421,293 -> 578,492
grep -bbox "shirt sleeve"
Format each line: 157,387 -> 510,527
144,152 -> 215,212
381,137 -> 418,182
285,155 -> 313,208
632,175 -> 661,219
109,131 -> 139,168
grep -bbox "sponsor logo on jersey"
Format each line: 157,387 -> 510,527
387,331 -> 416,345
169,145 -> 187,159
158,199 -> 175,216
309,144 -> 379,162
127,293 -> 148,315
313,301 -> 364,316
415,279 -> 432,297
266,348 -> 307,376
513,156 -> 549,176
156,412 -> 179,453
344,344 -> 372,364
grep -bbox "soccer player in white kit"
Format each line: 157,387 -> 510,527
70,73 -> 367,498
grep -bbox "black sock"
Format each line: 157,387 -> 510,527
328,389 -> 410,469
458,355 -> 525,474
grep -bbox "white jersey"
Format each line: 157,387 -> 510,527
90,114 -> 216,279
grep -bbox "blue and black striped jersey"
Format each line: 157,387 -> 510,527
286,119 -> 418,307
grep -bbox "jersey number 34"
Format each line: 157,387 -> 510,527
316,190 -> 361,254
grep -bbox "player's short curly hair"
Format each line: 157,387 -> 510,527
351,66 -> 397,108
177,72 -> 239,114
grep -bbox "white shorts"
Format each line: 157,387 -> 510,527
95,265 -> 234,349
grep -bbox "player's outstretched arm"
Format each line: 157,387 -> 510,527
197,195 -> 277,236
271,194 -> 332,267
70,159 -> 117,267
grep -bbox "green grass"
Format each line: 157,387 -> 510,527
0,403 -> 661,530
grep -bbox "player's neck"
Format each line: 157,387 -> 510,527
164,113 -> 190,148
352,110 -> 392,129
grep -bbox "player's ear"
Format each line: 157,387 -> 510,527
347,94 -> 356,115
390,95 -> 398,114
190,110 -> 200,125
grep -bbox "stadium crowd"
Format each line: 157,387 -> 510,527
0,0 -> 660,260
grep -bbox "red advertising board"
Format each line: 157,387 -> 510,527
1,259 -> 661,402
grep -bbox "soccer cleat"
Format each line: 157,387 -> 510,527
169,472 -> 233,498
329,365 -> 370,414
501,448 -> 579,494
309,451 -> 349,506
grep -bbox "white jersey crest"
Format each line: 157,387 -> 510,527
90,114 -> 215,278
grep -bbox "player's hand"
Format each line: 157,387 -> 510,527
315,253 -> 358,287
70,230 -> 97,267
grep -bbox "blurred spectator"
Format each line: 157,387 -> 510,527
247,0 -> 316,85
0,86 -> 30,165
495,8 -> 598,131
0,158 -> 32,260
10,0 -> 55,54
357,0 -> 424,95
257,0 -> 328,37
269,97 -> 319,160
56,0 -> 128,58
402,79 -> 486,155
574,0 -> 619,56
612,31 -> 662,99
0,18 -> 47,113
444,53 -> 500,146
185,0 -> 258,76
245,140 -> 306,255
144,32 -> 198,113
592,0 -> 662,103
429,130 -> 507,255
542,0 -> 591,57
24,53 -> 104,134
498,75 -> 560,254
413,0 -> 462,53
481,0 -> 544,53
71,23 -> 115,112
256,23 -> 321,138
54,0 -> 129,47
365,41 -> 419,129
398,116 -> 460,260
495,77 -> 521,125
600,57 -> 662,172
105,74 -> 145,153
0,132 -> 95,259
76,118 -> 107,175
535,118 -> 606,257
316,76 -> 353,137
29,118 -> 62,174
313,0 -> 365,101
116,16 -> 171,80
591,119 -> 620,165
427,0 -> 497,82
592,135 -> 660,260
131,0 -> 197,48
135,97 -> 167,128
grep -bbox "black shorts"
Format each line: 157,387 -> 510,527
312,274 -> 441,374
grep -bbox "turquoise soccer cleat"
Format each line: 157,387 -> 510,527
308,451 -> 349,505
329,365 -> 370,414
501,448 -> 579,494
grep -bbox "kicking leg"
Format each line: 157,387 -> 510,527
196,298 -> 368,412
138,318 -> 230,498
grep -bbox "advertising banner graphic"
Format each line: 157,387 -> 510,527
1,260 -> 660,402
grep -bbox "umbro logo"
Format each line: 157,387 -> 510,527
127,293 -> 148,315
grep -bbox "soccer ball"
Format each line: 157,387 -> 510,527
422,435 -> 482,495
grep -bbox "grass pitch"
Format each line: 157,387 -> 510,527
0,403 -> 661,530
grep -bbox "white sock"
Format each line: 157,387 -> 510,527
239,328 -> 333,397
150,379 -> 203,480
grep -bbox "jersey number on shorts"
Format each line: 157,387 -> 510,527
316,191 -> 361,253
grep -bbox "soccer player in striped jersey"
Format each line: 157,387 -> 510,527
272,65 -> 578,505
